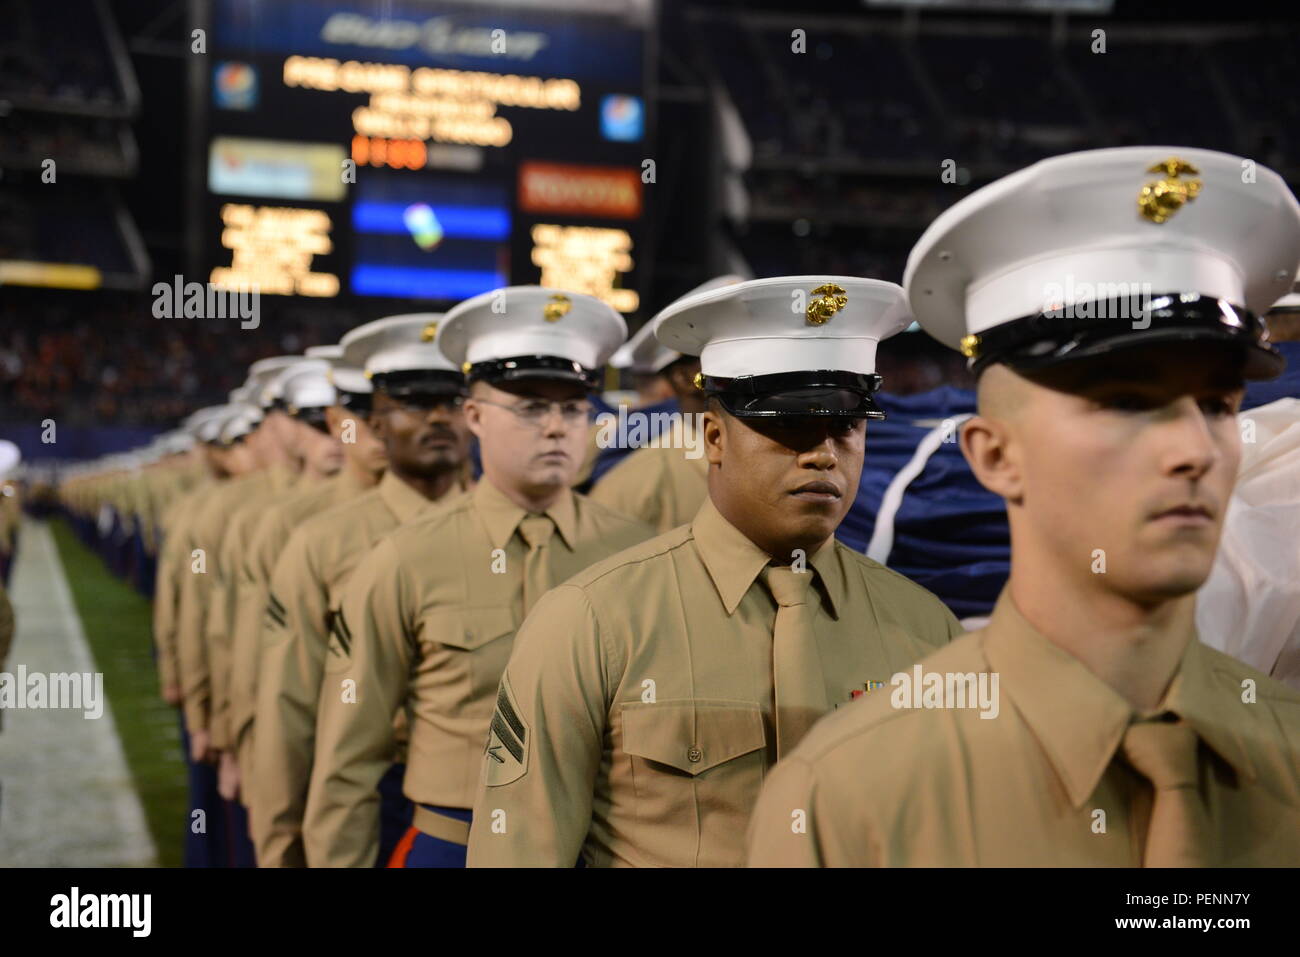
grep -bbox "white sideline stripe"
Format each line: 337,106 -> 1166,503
0,520 -> 157,866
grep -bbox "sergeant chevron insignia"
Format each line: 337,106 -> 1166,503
484,675 -> 529,787
325,607 -> 353,662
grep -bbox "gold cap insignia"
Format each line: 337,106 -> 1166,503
421,321 -> 438,342
364,369 -> 374,379
959,334 -> 981,359
806,283 -> 848,325
543,293 -> 572,322
692,371 -> 705,390
1138,157 -> 1202,224
461,360 -> 473,375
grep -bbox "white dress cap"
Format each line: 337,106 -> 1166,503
247,356 -> 308,408
281,364 -> 337,412
192,405 -> 238,443
267,358 -> 330,406
0,441 -> 20,479
1270,270 -> 1300,312
220,406 -> 262,444
183,405 -> 232,439
340,314 -> 458,377
307,341 -> 369,396
437,286 -> 627,382
904,146 -> 1300,354
654,275 -> 911,378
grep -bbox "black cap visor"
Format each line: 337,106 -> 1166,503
467,355 -> 598,389
293,405 -> 332,434
703,370 -> 886,419
974,295 -> 1283,381
373,369 -> 467,398
336,391 -> 372,415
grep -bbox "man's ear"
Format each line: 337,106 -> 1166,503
959,414 -> 1023,503
702,406 -> 725,467
366,406 -> 389,442
324,405 -> 345,440
462,397 -> 486,441
665,363 -> 695,397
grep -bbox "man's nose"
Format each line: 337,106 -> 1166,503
1161,397 -> 1221,482
540,404 -> 569,436
796,433 -> 839,470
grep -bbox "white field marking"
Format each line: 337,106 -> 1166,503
0,521 -> 156,866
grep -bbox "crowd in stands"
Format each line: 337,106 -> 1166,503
0,187 -> 137,276
0,0 -> 124,108
0,289 -> 364,429
0,284 -> 971,432
706,15 -> 1300,175
0,112 -> 133,176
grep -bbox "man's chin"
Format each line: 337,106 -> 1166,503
409,448 -> 461,470
772,510 -> 839,554
1121,558 -> 1217,603
524,464 -> 576,492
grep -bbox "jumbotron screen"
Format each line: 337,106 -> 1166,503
198,0 -> 651,313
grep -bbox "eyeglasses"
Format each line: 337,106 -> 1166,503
474,397 -> 591,428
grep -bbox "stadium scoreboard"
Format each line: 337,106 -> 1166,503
197,0 -> 652,313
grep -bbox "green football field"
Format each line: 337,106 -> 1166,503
50,519 -> 186,867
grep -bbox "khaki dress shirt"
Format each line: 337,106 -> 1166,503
466,498 -> 962,868
589,439 -> 709,533
303,479 -> 653,867
745,589 -> 1300,866
251,471 -> 462,866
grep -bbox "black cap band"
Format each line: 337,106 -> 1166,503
292,405 -> 331,434
465,355 -> 598,389
700,370 -> 886,419
372,369 -> 467,398
336,391 -> 372,414
966,294 -> 1282,379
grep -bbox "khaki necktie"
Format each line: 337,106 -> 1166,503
762,565 -> 827,758
518,514 -> 556,615
1121,717 -> 1213,867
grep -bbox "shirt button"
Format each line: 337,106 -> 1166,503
687,746 -> 702,763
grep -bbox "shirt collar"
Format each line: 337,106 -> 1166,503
377,470 -> 436,523
983,589 -> 1138,810
473,477 -> 578,551
983,589 -> 1257,809
333,467 -> 369,498
689,498 -> 843,618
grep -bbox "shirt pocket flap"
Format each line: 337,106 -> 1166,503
424,606 -> 516,651
621,700 -> 766,776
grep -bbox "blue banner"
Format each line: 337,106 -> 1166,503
213,0 -> 644,85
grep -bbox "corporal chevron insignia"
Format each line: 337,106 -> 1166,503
326,607 -> 353,662
484,675 -> 529,786
265,592 -> 288,630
